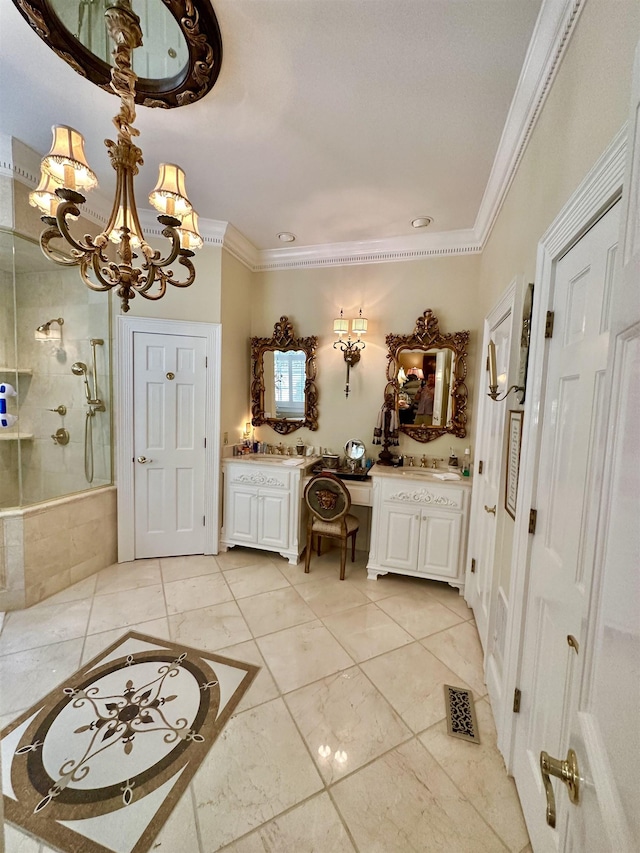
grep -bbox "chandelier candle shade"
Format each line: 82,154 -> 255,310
333,308 -> 367,398
28,0 -> 202,312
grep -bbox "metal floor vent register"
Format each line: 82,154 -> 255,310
444,685 -> 481,744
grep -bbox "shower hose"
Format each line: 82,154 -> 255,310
84,408 -> 94,484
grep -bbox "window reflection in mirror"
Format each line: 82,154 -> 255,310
263,350 -> 306,420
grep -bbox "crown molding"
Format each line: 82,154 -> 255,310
473,0 -> 585,245
253,229 -> 482,272
0,0 -> 588,272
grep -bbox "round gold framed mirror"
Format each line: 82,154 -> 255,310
11,0 -> 223,108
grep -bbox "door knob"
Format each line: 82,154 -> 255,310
484,504 -> 496,515
540,748 -> 580,828
137,456 -> 151,464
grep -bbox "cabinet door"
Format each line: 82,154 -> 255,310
417,510 -> 462,579
227,486 -> 258,543
379,503 -> 421,570
258,489 -> 290,549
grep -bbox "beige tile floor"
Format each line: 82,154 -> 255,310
0,548 -> 530,853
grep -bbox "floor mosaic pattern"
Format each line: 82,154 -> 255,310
1,632 -> 257,853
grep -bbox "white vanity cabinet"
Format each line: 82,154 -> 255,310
221,457 -> 314,563
367,466 -> 471,588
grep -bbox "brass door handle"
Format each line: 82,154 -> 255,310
484,504 -> 496,515
540,748 -> 580,828
137,456 -> 151,464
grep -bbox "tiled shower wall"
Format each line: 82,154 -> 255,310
0,266 -> 18,508
14,266 -> 111,504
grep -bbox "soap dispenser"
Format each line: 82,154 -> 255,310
462,448 -> 471,477
448,447 -> 459,471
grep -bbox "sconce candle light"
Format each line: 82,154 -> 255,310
487,339 -> 525,402
333,308 -> 367,398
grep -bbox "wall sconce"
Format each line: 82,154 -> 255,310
333,308 -> 367,397
487,340 -> 525,402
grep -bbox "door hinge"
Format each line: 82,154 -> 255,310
205,356 -> 208,367
471,558 -> 476,573
545,311 -> 555,338
513,687 -> 522,713
203,515 -> 206,526
478,460 -> 483,475
204,437 -> 207,448
529,508 -> 537,534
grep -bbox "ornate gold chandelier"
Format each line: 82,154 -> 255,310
29,0 -> 202,313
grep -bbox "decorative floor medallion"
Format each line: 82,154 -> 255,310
444,684 -> 481,744
1,631 -> 259,853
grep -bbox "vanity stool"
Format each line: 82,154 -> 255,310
304,473 -> 359,580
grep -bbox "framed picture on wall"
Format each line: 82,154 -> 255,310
505,410 -> 523,519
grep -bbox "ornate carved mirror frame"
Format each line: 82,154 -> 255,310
12,0 -> 223,108
251,317 -> 319,435
386,309 -> 469,443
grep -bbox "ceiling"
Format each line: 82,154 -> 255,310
0,0 -> 551,257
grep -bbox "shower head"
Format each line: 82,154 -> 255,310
71,362 -> 88,375
36,317 -> 64,333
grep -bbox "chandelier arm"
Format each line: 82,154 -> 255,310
40,227 -> 82,266
53,201 -> 94,255
136,276 -> 167,302
164,254 -> 197,288
145,224 -> 182,271
81,254 -> 118,292
125,168 -> 146,245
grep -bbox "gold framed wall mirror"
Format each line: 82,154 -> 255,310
386,309 -> 469,442
251,317 -> 319,435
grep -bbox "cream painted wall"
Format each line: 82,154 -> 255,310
476,0 -> 640,598
253,254 -> 482,463
221,248 -> 253,445
126,241 -> 222,323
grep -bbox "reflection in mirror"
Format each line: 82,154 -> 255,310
49,0 -> 188,79
263,350 -> 306,419
345,439 -> 365,460
397,348 -> 454,427
385,310 -> 469,443
251,318 -> 319,435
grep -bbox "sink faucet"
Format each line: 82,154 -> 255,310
431,458 -> 438,469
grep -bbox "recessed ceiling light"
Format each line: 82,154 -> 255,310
277,232 -> 296,243
411,217 -> 433,229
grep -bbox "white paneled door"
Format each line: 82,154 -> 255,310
465,295 -> 515,650
514,200 -> 623,849
133,332 -> 207,558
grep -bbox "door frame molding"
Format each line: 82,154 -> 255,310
465,276 -> 519,692
116,315 -> 222,562
498,125 -> 627,763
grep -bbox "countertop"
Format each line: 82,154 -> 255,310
368,462 -> 472,485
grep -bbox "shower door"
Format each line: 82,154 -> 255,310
133,331 -> 207,557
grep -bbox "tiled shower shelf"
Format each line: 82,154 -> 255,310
0,433 -> 33,440
0,367 -> 33,375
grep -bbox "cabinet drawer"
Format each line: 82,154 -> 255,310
380,478 -> 465,511
225,464 -> 290,490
